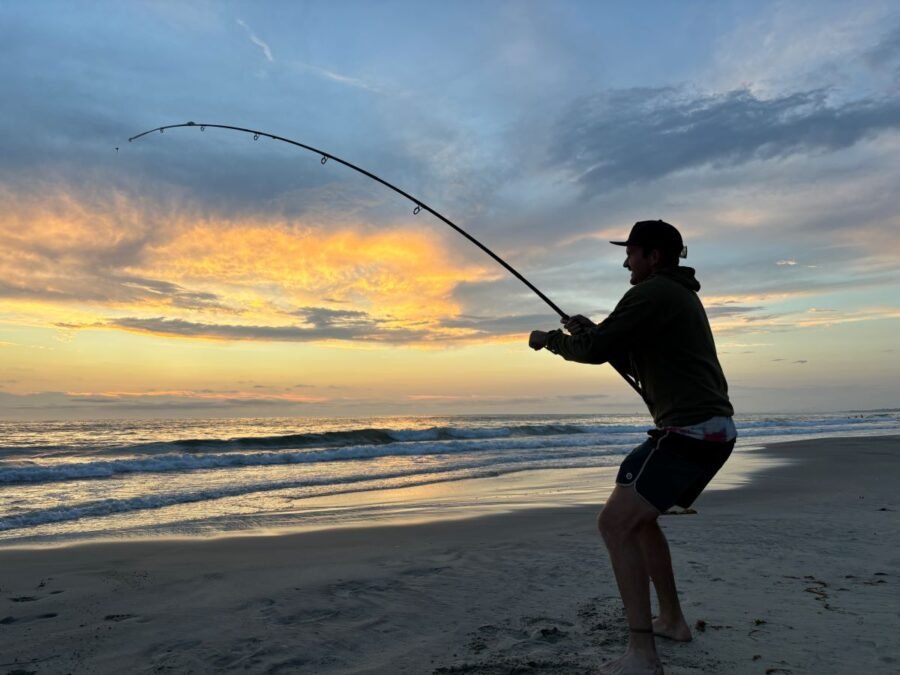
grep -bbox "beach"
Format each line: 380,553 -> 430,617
0,435 -> 897,674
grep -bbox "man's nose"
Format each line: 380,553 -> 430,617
623,258 -> 630,269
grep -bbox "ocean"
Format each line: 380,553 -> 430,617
1,411 -> 898,547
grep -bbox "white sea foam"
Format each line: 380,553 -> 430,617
0,432 -> 634,486
0,450 -> 614,532
0,411 -> 896,543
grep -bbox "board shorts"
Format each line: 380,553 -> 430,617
615,427 -> 735,512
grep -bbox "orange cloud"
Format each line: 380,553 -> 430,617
0,187 -> 497,343
144,222 -> 488,321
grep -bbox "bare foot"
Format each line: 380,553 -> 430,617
652,615 -> 692,642
598,652 -> 664,674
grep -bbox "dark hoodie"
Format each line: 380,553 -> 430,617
545,266 -> 733,428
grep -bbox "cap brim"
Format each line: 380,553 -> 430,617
609,240 -> 629,246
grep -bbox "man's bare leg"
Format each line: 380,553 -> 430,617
597,486 -> 664,675
638,521 -> 692,642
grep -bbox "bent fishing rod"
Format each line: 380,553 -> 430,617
127,122 -> 644,400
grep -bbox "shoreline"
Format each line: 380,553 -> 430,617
1,435 -> 794,550
0,435 -> 897,673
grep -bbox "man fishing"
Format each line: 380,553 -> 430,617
130,125 -> 735,673
529,220 -> 736,675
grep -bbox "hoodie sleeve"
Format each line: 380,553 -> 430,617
545,285 -> 657,365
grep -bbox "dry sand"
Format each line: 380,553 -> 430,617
0,436 -> 897,674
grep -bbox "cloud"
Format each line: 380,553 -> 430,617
793,359 -> 808,364
291,306 -> 373,328
711,305 -> 900,336
96,303 -> 543,344
705,304 -> 766,318
447,275 -> 585,323
140,221 -> 493,330
702,259 -> 900,311
440,312 -> 557,337
864,22 -> 900,71
406,393 -> 611,407
776,259 -> 798,266
293,62 -> 380,93
236,18 -> 273,62
551,86 -> 900,194
0,10 -> 408,214
0,389 -> 328,419
0,189 -> 235,310
117,277 -> 225,310
0,190 -> 520,344
103,316 -> 424,343
0,387 -> 623,420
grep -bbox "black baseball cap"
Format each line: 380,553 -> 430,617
610,220 -> 687,258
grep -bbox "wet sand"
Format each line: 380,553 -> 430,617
0,436 -> 897,674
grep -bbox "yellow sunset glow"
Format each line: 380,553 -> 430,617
0,189 -> 497,345
145,222 -> 489,324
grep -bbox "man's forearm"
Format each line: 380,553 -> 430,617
545,328 -> 610,364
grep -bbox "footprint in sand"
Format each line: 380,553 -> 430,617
530,626 -> 568,643
103,613 -> 137,622
0,612 -> 58,624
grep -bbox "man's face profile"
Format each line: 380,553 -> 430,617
623,245 -> 655,285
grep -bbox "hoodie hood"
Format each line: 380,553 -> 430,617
657,266 -> 701,292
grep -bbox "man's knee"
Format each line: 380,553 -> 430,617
597,487 -> 658,541
597,504 -> 618,538
598,508 -> 637,543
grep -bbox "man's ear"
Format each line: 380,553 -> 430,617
648,248 -> 662,267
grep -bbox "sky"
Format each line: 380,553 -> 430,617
1,0 -> 899,420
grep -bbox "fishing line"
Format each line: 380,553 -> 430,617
127,121 -> 644,399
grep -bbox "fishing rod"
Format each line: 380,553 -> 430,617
127,121 -> 644,400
